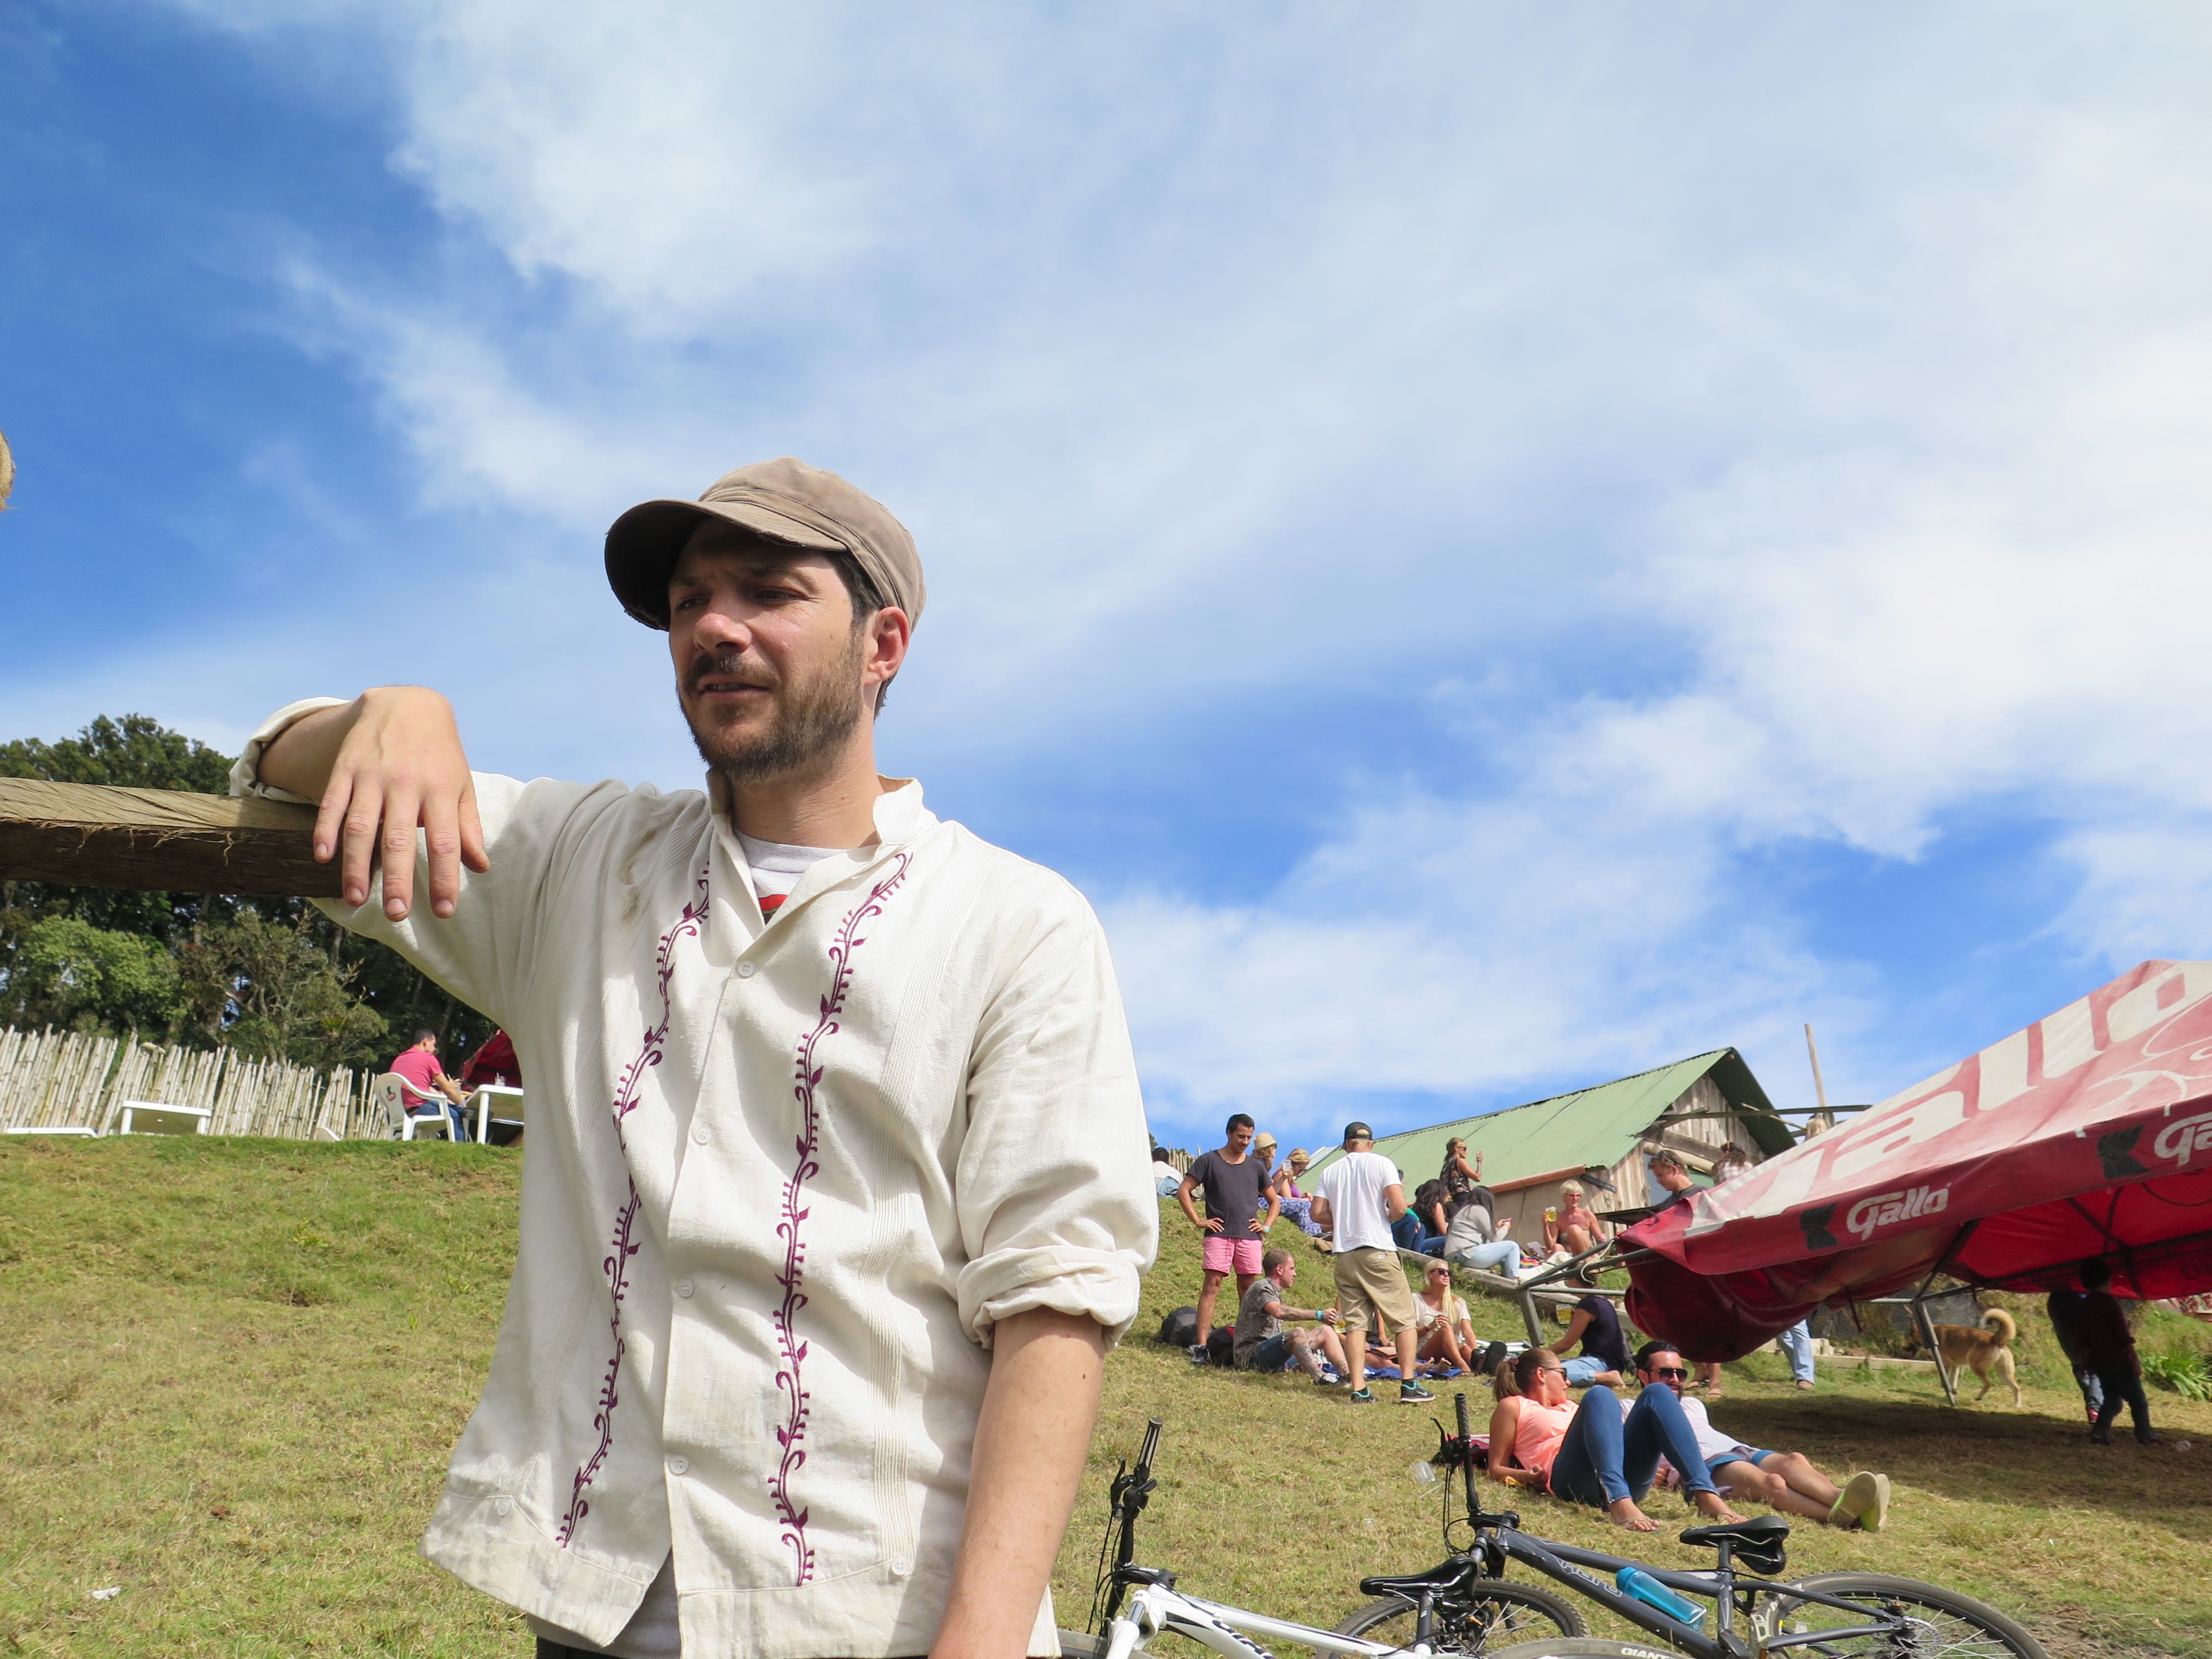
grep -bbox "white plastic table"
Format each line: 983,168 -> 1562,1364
467,1084 -> 525,1145
116,1102 -> 213,1136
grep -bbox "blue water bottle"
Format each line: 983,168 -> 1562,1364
1615,1566 -> 1704,1627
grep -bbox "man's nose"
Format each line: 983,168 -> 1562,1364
691,603 -> 754,651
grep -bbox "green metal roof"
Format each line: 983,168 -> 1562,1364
1303,1048 -> 1791,1191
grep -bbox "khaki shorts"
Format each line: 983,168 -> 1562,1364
1333,1246 -> 1419,1339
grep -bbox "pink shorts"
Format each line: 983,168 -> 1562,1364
1202,1234 -> 1265,1275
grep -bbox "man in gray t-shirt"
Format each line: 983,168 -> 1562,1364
1177,1114 -> 1280,1350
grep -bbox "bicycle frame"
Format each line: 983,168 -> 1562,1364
1103,1578 -> 1415,1659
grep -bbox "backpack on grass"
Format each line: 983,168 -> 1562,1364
1158,1306 -> 1198,1348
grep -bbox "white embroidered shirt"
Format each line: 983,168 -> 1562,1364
233,699 -> 1157,1658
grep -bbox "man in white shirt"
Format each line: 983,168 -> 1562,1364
1309,1122 -> 1432,1406
237,457 -> 1156,1659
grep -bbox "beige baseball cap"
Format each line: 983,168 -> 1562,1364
604,456 -> 925,630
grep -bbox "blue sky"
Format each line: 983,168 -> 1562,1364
7,3 -> 2212,1150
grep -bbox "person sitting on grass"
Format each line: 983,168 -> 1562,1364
1234,1248 -> 1351,1384
1547,1272 -> 1629,1388
1627,1342 -> 1890,1531
1486,1349 -> 1749,1533
1413,1262 -> 1479,1373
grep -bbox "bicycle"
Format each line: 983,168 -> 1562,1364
1342,1393 -> 2051,1659
1067,1402 -> 2048,1659
1062,1417 -> 1585,1659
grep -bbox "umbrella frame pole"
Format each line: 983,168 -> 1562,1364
1910,1294 -> 1959,1407
1904,1220 -> 1982,1408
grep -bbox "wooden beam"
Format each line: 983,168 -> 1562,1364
0,778 -> 340,898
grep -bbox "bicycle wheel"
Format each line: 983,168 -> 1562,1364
1058,1631 -> 1104,1658
1484,1642 -> 1679,1659
1335,1584 -> 1585,1653
1751,1573 -> 2050,1658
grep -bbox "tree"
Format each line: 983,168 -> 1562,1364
178,911 -> 388,1070
3,915 -> 185,1037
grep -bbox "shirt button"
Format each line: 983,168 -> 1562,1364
495,1496 -> 514,1516
676,1279 -> 695,1299
692,1124 -> 711,1145
737,961 -> 757,979
667,1455 -> 688,1477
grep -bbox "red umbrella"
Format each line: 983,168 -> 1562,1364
1623,959 -> 2212,1361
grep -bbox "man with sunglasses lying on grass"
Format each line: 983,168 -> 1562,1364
1629,1341 -> 1891,1532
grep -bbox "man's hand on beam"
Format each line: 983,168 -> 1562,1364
260,688 -> 487,921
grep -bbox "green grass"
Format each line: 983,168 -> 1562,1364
7,1140 -> 2212,1656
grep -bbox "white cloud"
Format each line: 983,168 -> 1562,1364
101,2 -> 2212,1140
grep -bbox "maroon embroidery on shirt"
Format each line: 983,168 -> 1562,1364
769,852 -> 912,1585
557,868 -> 711,1549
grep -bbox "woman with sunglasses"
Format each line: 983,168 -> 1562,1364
1484,1348 -> 1748,1533
1412,1262 -> 1479,1372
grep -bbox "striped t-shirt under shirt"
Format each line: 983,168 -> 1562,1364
738,831 -> 846,919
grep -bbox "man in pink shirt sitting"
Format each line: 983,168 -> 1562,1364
390,1030 -> 468,1139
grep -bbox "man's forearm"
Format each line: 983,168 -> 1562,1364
933,1308 -> 1105,1659
258,698 -> 362,802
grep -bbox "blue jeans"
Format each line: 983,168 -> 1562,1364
1447,1240 -> 1524,1279
1548,1384 -> 1718,1507
410,1103 -> 467,1140
1775,1319 -> 1815,1385
2074,1363 -> 2105,1415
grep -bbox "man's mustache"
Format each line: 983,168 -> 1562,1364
685,651 -> 777,696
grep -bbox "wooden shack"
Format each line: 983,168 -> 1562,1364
1306,1048 -> 1796,1242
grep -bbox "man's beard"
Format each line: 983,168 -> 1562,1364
681,632 -> 867,785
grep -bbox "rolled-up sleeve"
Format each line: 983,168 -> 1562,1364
953,887 -> 1158,1348
228,696 -> 352,803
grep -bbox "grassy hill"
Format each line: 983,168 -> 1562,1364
4,1137 -> 2210,1656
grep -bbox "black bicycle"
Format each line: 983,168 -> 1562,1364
1335,1394 -> 2050,1659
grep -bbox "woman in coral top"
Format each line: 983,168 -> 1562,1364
1486,1349 -> 1746,1532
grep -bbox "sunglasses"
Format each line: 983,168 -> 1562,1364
1647,1366 -> 1689,1380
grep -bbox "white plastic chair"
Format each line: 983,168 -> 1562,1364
372,1073 -> 456,1142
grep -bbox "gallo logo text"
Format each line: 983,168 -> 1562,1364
2153,1112 -> 2212,1170
1845,1185 -> 1950,1241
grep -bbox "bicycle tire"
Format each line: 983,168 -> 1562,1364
1752,1572 -> 2050,1658
1335,1584 -> 1586,1652
1058,1631 -> 1103,1658
1484,1641 -> 1680,1659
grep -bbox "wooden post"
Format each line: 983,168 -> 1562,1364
0,778 -> 338,898
1803,1022 -> 1834,1139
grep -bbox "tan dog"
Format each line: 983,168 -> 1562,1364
1907,1308 -> 2021,1406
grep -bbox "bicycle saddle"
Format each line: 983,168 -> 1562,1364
1678,1515 -> 1790,1575
1358,1558 -> 1473,1599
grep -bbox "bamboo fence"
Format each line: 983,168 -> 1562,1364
0,1025 -> 380,1140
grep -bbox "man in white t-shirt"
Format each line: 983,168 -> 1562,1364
1310,1122 -> 1431,1406
1629,1343 -> 1890,1532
